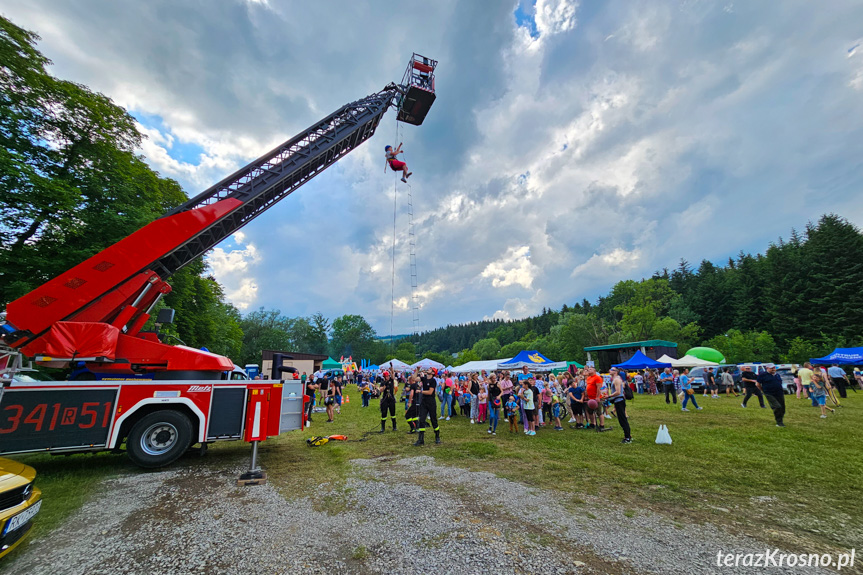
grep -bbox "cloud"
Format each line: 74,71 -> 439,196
481,246 -> 537,289
7,0 -> 863,337
535,0 -> 579,37
207,234 -> 262,310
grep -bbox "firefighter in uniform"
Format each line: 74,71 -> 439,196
378,372 -> 398,432
415,370 -> 441,446
405,375 -> 421,433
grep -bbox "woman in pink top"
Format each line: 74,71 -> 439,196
541,386 -> 553,426
499,372 -> 514,406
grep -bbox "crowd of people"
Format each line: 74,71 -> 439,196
308,365 -> 635,444
299,361 -> 859,443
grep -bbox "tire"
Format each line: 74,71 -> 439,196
126,410 -> 194,468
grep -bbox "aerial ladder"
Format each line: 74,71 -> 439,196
0,54 -> 437,468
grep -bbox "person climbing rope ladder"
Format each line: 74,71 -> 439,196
385,143 -> 412,182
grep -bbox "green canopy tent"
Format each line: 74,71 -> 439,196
321,357 -> 342,370
551,360 -> 585,375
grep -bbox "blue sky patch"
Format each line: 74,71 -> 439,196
514,0 -> 538,38
131,109 -> 206,165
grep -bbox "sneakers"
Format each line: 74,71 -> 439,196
568,417 -> 576,423
445,417 -> 450,421
528,430 -> 536,436
487,429 -> 492,434
492,432 -> 497,436
470,419 -> 475,424
740,403 -> 747,408
681,408 -> 690,412
554,426 -> 564,431
776,423 -> 786,427
820,414 -> 828,418
621,438 -> 632,444
697,407 -> 703,410
400,177 -> 407,183
406,172 -> 412,179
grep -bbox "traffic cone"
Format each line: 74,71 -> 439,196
344,394 -> 350,403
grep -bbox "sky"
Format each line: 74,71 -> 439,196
5,0 -> 863,336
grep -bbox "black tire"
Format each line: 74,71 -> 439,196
126,410 -> 193,468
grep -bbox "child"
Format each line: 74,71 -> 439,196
567,378 -> 585,428
810,372 -> 832,418
384,143 -> 412,183
477,387 -> 488,424
360,379 -> 370,408
519,379 -> 536,436
552,395 -> 563,431
505,395 -> 519,433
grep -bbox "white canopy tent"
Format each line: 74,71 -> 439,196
410,358 -> 445,370
379,358 -> 411,371
657,354 -> 718,368
450,358 -> 513,373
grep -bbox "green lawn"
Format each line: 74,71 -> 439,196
256,387 -> 863,550
10,386 -> 862,555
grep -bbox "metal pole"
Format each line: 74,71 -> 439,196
249,441 -> 259,472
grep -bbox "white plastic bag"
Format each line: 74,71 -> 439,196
655,424 -> 672,444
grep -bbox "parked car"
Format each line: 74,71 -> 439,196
0,457 -> 42,559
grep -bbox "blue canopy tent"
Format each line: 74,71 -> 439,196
498,350 -> 566,371
612,350 -> 671,370
810,348 -> 863,365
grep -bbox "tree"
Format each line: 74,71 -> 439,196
307,313 -> 331,355
393,341 -> 417,363
330,314 -> 377,359
423,351 -> 451,366
704,329 -> 777,364
454,348 -> 479,366
472,338 -> 501,360
238,308 -> 295,366
781,337 -> 822,364
0,16 -> 187,305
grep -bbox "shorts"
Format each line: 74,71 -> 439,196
586,401 -> 602,415
524,409 -> 536,422
552,404 -> 561,418
335,395 -> 342,405
324,397 -> 335,406
814,394 -> 826,406
571,402 -> 584,416
388,159 -> 406,170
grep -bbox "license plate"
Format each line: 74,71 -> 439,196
2,499 -> 41,536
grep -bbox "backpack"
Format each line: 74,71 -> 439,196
623,384 -> 634,401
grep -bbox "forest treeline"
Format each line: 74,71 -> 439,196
3,16 -> 861,371
415,214 -> 863,366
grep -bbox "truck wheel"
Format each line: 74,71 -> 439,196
126,410 -> 193,468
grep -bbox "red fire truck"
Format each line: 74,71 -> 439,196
0,55 -> 437,468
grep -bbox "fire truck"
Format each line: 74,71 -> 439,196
0,55 -> 438,468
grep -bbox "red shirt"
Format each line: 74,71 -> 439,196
586,374 -> 603,400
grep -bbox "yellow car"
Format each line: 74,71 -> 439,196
0,457 -> 41,559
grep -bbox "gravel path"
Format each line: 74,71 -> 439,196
7,454 -> 842,575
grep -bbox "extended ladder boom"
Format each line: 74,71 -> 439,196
1,54 -> 438,375
156,84 -> 402,276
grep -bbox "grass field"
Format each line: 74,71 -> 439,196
12,386 -> 862,555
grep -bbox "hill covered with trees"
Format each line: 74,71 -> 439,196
416,214 -> 863,366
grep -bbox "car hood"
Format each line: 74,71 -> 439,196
0,458 -> 29,484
